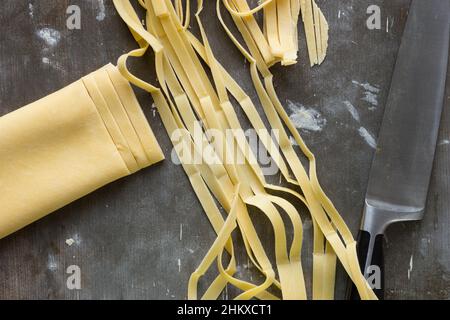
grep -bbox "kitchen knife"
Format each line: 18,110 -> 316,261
347,0 -> 450,299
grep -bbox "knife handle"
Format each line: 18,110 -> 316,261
347,230 -> 385,300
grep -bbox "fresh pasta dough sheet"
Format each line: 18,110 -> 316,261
0,64 -> 164,239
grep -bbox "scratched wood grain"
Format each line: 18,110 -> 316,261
0,0 -> 448,300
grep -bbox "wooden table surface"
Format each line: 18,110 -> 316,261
0,0 -> 449,300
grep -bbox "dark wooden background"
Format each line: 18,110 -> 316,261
0,0 -> 449,300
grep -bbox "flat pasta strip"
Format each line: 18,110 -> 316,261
301,0 -> 329,65
218,0 -> 375,299
112,0 -> 374,300
114,0 -> 306,300
223,0 -> 328,66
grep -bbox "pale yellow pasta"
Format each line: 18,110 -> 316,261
112,0 -> 376,300
0,64 -> 164,239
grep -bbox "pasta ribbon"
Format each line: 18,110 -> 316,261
112,0 -> 376,300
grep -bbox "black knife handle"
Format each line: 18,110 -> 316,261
347,230 -> 385,300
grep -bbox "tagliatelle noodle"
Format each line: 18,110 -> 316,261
112,0 -> 376,300
223,0 -> 327,66
264,0 -> 297,64
116,0 -> 308,300
219,0 -> 376,299
300,0 -> 329,65
113,0 -> 309,300
195,1 -> 311,300
219,1 -> 337,299
218,1 -> 336,299
151,0 -> 308,300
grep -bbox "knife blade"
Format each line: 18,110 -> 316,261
348,0 -> 450,299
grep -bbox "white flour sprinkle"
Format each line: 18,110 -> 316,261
96,0 -> 106,21
358,127 -> 377,149
28,3 -> 34,18
408,255 -> 414,280
47,254 -> 58,271
352,80 -> 380,93
362,91 -> 379,107
287,100 -> 327,132
36,28 -> 61,47
343,101 -> 360,122
73,234 -> 82,245
352,80 -> 380,108
42,57 -> 66,74
386,17 -> 394,33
